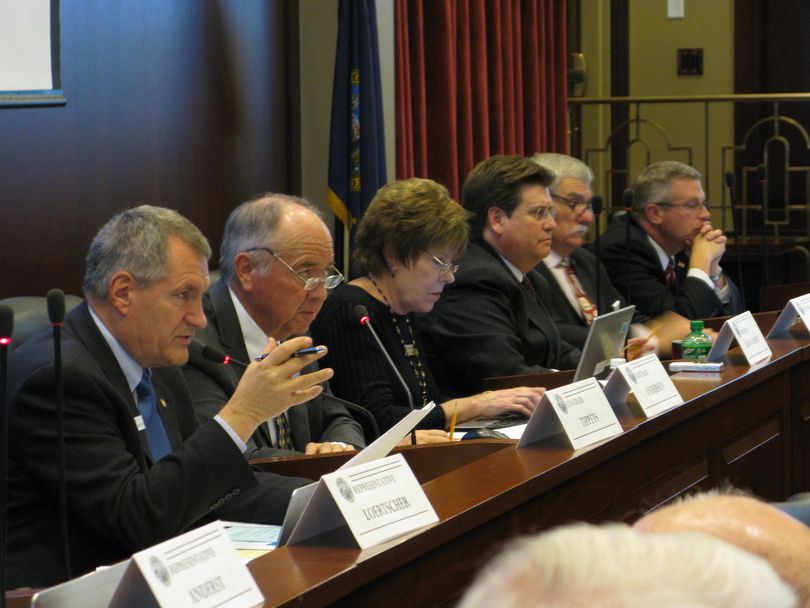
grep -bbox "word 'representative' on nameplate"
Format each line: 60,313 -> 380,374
707,310 -> 771,366
108,521 -> 262,608
287,453 -> 438,550
767,293 -> 810,338
517,377 -> 622,451
603,353 -> 683,418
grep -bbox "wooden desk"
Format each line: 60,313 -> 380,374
10,328 -> 810,607
244,331 -> 810,607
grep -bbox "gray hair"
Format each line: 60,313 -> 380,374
219,193 -> 322,285
531,152 -> 593,189
458,523 -> 797,608
83,205 -> 211,300
632,160 -> 702,215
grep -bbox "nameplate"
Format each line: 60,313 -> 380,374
767,293 -> 810,338
517,377 -> 622,450
604,354 -> 683,418
707,311 -> 771,365
288,453 -> 438,549
109,521 -> 262,608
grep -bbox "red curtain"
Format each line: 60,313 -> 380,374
395,0 -> 568,199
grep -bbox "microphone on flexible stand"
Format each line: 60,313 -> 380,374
196,342 -> 381,444
0,305 -> 12,608
757,164 -> 769,308
47,288 -> 70,580
353,305 -> 416,445
591,195 -> 604,313
724,172 -> 746,309
622,188 -> 635,304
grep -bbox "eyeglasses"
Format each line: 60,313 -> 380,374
430,254 -> 459,275
653,200 -> 710,211
527,205 -> 557,221
552,193 -> 593,215
246,247 -> 345,290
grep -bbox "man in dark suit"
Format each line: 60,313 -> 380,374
592,161 -> 743,320
7,206 -> 331,587
419,155 -> 581,398
183,194 -> 365,457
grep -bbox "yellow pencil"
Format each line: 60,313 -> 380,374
449,402 -> 459,440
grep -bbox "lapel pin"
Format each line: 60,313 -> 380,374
160,399 -> 168,408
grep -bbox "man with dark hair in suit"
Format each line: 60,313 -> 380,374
183,194 -> 365,457
531,153 -> 684,355
592,160 -> 743,319
7,205 -> 331,587
419,155 -> 581,398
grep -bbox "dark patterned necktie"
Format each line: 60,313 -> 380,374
275,414 -> 293,450
522,275 -> 538,301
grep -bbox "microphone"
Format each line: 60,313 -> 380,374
199,343 -> 247,368
757,164 -> 769,307
622,188 -> 635,304
724,172 -> 746,309
353,305 -> 416,445
0,305 -> 11,608
591,195 -> 604,314
47,289 -> 70,579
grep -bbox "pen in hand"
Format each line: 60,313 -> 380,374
253,345 -> 327,362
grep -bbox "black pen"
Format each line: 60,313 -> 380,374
253,345 -> 327,362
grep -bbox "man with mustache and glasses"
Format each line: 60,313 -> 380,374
531,153 -> 680,354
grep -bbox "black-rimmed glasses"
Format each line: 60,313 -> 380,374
653,200 -> 710,211
551,192 -> 593,215
246,247 -> 344,290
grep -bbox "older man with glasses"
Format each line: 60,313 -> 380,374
530,153 -> 672,352
593,160 -> 743,319
183,193 -> 365,457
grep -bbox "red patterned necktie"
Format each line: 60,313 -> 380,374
665,258 -> 678,294
522,275 -> 538,301
559,258 -> 598,326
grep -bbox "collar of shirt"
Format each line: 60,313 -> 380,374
88,304 -> 143,393
228,286 -> 271,361
498,252 -> 526,284
646,233 -> 672,272
544,249 -> 565,269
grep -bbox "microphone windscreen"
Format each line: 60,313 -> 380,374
200,344 -> 228,364
622,188 -> 635,210
0,304 -> 13,341
725,171 -> 736,189
46,289 -> 66,324
591,195 -> 603,214
353,304 -> 370,325
757,164 -> 767,180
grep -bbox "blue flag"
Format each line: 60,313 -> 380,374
327,0 -> 387,272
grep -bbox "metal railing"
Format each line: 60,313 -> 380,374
568,93 -> 810,239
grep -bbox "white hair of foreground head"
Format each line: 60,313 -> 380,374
458,523 -> 797,608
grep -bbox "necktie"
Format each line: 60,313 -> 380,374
559,258 -> 598,325
136,372 -> 172,462
521,275 -> 538,301
665,258 -> 678,294
274,414 -> 293,450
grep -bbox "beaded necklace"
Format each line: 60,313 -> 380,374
367,275 -> 429,407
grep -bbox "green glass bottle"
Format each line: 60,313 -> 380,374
682,320 -> 713,362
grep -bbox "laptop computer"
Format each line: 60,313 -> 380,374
573,305 -> 635,382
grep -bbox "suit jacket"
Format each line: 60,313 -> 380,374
7,302 -> 309,588
418,240 -> 582,398
592,214 -> 744,319
182,279 -> 365,458
536,248 -> 650,349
